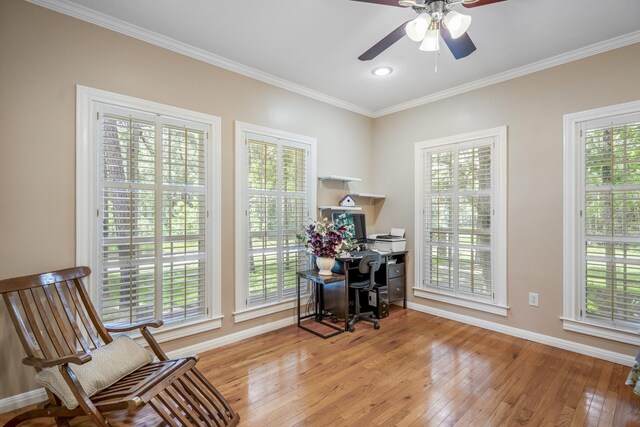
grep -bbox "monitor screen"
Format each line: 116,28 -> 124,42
333,213 -> 367,243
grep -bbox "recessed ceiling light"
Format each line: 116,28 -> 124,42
372,66 -> 393,77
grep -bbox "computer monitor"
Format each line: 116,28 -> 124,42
332,213 -> 367,243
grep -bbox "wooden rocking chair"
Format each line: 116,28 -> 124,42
0,267 -> 240,427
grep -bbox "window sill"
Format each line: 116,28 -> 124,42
561,317 -> 640,346
127,316 -> 223,346
233,299 -> 298,323
413,287 -> 509,316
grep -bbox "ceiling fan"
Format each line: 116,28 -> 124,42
353,0 -> 507,61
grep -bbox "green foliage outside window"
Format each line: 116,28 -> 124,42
583,122 -> 640,324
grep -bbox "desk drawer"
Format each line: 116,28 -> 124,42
388,263 -> 405,279
389,277 -> 405,302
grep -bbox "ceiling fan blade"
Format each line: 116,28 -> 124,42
358,21 -> 410,61
441,29 -> 477,59
462,0 -> 507,8
350,0 -> 403,7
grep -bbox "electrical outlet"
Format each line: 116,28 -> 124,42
528,292 -> 539,307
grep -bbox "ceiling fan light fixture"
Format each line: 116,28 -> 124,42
419,28 -> 440,52
443,10 -> 472,39
405,14 -> 430,42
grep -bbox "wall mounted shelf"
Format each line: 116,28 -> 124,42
350,192 -> 386,199
318,175 -> 362,183
318,206 -> 363,211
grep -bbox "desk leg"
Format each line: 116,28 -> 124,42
403,268 -> 407,309
297,276 -> 301,326
316,282 -> 322,321
344,270 -> 350,332
314,282 -> 324,322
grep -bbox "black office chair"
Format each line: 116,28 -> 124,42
348,253 -> 382,332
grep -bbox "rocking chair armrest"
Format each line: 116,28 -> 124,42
23,352 -> 92,369
105,319 -> 164,333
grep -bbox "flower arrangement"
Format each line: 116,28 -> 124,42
300,215 -> 356,259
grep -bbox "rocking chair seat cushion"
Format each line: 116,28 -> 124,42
34,335 -> 153,409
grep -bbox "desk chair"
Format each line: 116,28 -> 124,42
348,253 -> 381,332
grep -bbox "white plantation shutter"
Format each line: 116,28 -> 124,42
421,138 -> 496,301
457,146 -> 492,297
101,112 -> 157,325
424,150 -> 454,291
245,135 -> 310,306
99,106 -> 210,326
161,124 -> 206,323
581,114 -> 640,328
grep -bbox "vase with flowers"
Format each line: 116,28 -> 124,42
300,215 -> 355,275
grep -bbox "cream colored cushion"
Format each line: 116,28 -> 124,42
34,335 -> 153,409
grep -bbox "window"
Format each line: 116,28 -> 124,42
77,86 -> 222,338
414,127 -> 507,316
235,122 -> 316,321
563,101 -> 640,345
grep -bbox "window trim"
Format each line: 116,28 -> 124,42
232,299 -> 298,323
234,121 -> 317,321
413,287 -> 510,316
413,126 -> 508,316
563,100 -> 640,344
76,85 -> 223,337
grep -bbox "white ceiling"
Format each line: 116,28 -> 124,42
41,0 -> 640,116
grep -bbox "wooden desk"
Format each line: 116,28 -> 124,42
337,251 -> 408,311
296,270 -> 348,339
296,251 -> 408,337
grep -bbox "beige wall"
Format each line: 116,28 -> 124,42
0,0 -> 375,399
1,0 -> 639,403
372,43 -> 640,357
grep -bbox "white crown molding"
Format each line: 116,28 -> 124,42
407,302 -> 636,367
24,0 -> 375,118
25,0 -> 640,119
373,31 -> 640,118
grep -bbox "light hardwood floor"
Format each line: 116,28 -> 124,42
1,307 -> 639,426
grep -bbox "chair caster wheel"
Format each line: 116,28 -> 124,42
348,325 -> 355,332
374,323 -> 380,330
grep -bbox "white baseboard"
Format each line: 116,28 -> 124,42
407,302 -> 636,367
0,388 -> 47,414
0,316 -> 296,415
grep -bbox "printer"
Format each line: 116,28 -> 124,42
368,228 -> 406,253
